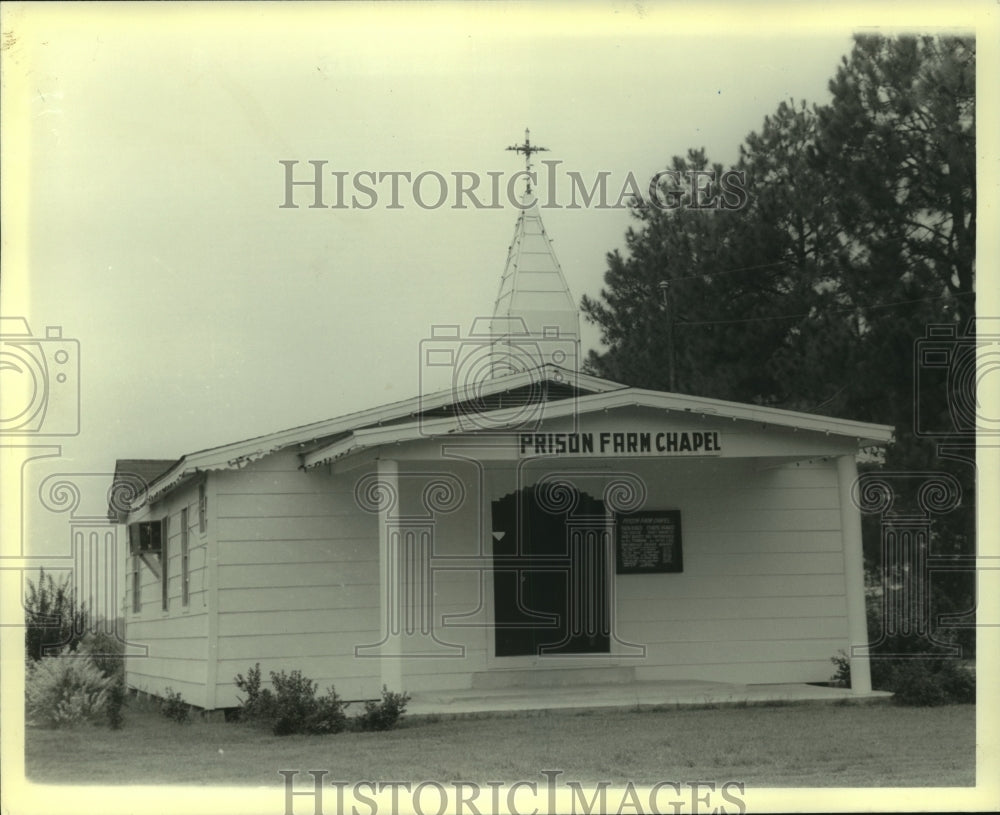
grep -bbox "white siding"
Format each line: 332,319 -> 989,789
211,451 -> 382,705
612,458 -> 849,685
124,483 -> 210,707
211,454 -> 493,701
124,411 -> 859,705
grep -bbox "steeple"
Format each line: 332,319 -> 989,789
489,131 -> 580,377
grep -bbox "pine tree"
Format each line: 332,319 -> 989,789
582,34 -> 977,655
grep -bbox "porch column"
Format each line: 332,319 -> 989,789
376,458 -> 403,692
355,460 -> 464,690
837,454 -> 872,694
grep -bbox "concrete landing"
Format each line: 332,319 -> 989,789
407,680 -> 893,718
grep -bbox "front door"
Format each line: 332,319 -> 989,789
492,485 -> 610,656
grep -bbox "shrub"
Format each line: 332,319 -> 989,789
875,658 -> 976,706
234,663 -> 274,721
106,679 -> 126,729
77,630 -> 126,682
831,580 -> 978,705
25,649 -> 114,728
829,651 -> 851,687
833,649 -> 976,706
269,670 -> 321,735
354,686 -> 411,732
75,630 -> 127,728
24,570 -> 88,661
233,664 -> 346,735
160,688 -> 190,723
308,687 -> 348,736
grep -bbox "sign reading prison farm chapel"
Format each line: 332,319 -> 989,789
519,430 -> 722,457
616,511 -> 683,574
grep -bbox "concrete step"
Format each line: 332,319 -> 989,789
407,681 -> 894,718
471,665 -> 636,690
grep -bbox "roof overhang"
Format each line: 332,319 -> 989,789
301,388 -> 894,470
128,366 -> 625,506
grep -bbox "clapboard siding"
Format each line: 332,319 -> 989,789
693,530 -> 843,554
671,485 -> 840,512
218,609 -> 380,637
129,636 -> 214,661
609,459 -> 849,683
213,658 -> 375,686
217,561 -> 378,590
639,637 -> 844,665
214,657 -> 377,704
128,612 -> 209,639
218,584 -> 380,613
625,615 -> 847,644
685,551 -> 846,575
618,573 -> 846,599
218,515 -> 375,542
209,453 -> 384,701
127,674 -> 208,704
216,538 -> 374,564
635,659 -> 836,685
684,508 -> 841,532
218,631 -> 381,661
617,595 -> 848,622
125,479 -> 210,705
217,491 -> 360,518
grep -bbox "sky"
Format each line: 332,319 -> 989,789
1,2 -> 997,538
2,3 -> 999,812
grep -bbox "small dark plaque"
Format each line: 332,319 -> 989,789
615,511 -> 682,574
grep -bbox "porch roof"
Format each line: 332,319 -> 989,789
301,387 -> 895,469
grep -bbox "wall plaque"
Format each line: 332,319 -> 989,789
615,510 -> 682,574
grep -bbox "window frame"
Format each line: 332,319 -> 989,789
161,515 -> 170,612
131,553 -> 141,614
198,482 -> 208,535
180,506 -> 190,607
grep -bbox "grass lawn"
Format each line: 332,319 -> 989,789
25,700 -> 975,788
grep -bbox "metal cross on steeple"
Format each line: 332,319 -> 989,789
506,128 -> 549,195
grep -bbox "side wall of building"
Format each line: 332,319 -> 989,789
124,480 -> 211,707
210,451 -> 382,706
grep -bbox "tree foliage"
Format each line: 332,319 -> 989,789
582,34 -> 977,654
24,569 -> 88,661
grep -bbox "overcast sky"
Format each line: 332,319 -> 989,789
2,2 -> 997,549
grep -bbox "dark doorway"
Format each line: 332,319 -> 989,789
492,485 -> 610,656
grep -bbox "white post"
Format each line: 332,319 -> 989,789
837,454 -> 872,694
377,458 -> 403,692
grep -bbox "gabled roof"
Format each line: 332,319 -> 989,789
117,366 -> 895,512
107,458 -> 177,522
128,366 -> 626,505
301,387 -> 895,469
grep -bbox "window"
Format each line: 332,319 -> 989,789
180,507 -> 190,607
161,515 -> 169,612
198,483 -> 208,534
131,554 -> 141,613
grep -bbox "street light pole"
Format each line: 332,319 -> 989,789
658,280 -> 677,392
